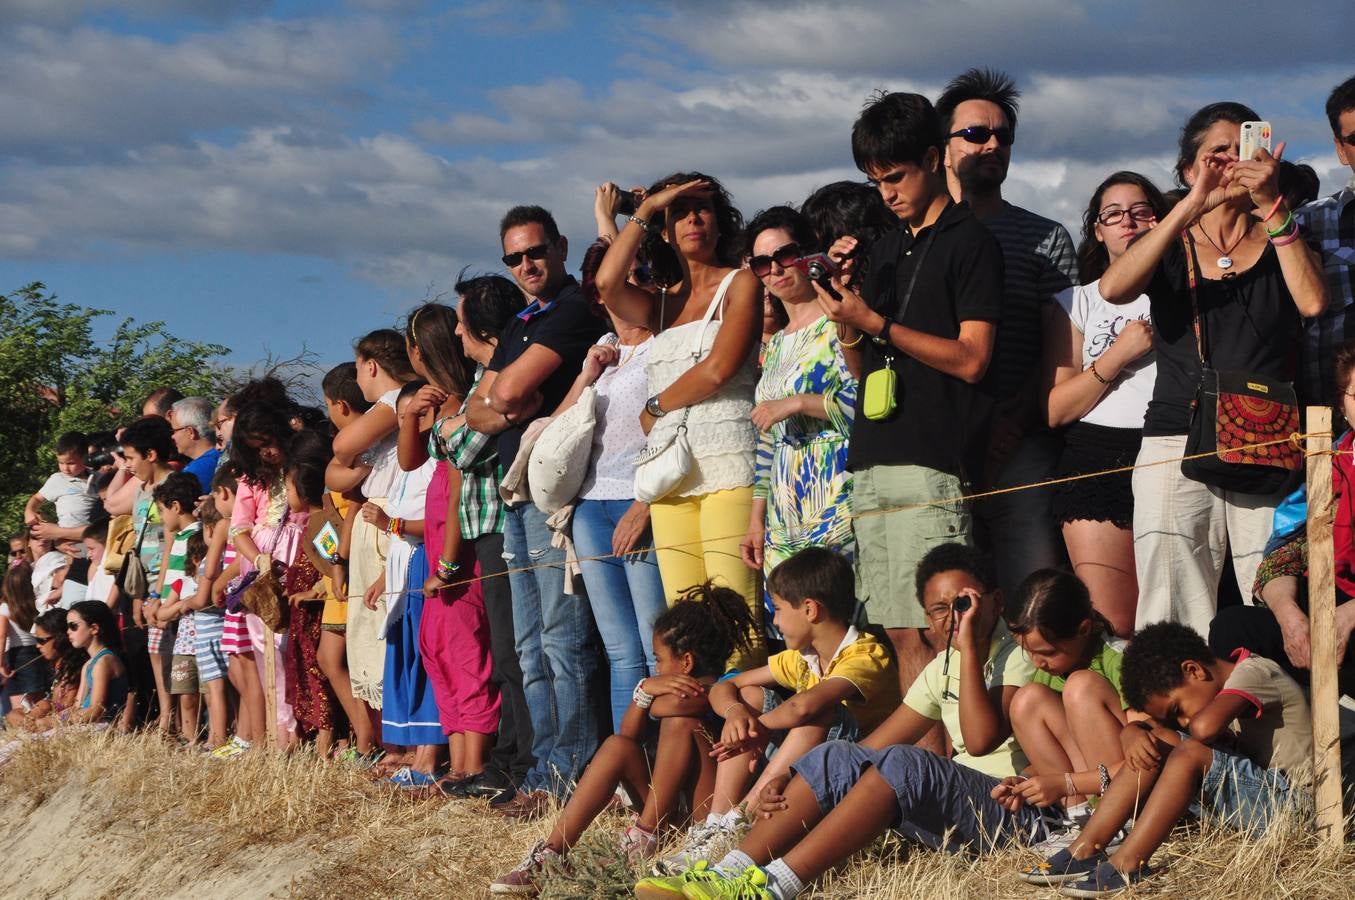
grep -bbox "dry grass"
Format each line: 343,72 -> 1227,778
1,730 -> 1353,898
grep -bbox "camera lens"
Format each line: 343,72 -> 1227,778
951,595 -> 972,613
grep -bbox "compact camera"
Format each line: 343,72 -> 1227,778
794,253 -> 842,300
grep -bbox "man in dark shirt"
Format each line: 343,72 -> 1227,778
465,205 -> 605,813
936,68 -> 1079,602
814,92 -> 1004,742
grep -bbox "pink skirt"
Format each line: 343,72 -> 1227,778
221,611 -> 251,656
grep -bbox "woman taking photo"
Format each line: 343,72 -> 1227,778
738,206 -> 857,596
1098,102 -> 1326,636
595,172 -> 764,667
1042,172 -> 1168,636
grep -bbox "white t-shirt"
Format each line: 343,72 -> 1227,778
0,603 -> 36,648
39,471 -> 98,528
85,566 -> 116,608
1056,280 -> 1157,430
580,335 -> 654,501
361,388 -> 404,500
31,551 -> 68,611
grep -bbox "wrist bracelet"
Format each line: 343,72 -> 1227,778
1264,210 -> 1295,238
837,327 -> 864,349
386,517 -> 403,538
632,679 -> 655,709
720,702 -> 744,719
627,215 -> 654,233
1262,196 -> 1286,223
1089,359 -> 1111,385
1270,225 -> 1302,248
436,557 -> 460,580
1064,772 -> 1078,798
1097,763 -> 1111,795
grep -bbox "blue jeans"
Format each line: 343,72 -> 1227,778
573,498 -> 668,731
503,502 -> 600,796
1200,748 -> 1302,837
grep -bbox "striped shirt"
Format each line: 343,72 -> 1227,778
1297,184 -> 1355,406
979,202 -> 1078,400
433,372 -> 505,541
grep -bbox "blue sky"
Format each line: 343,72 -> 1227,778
2,0 -> 1353,375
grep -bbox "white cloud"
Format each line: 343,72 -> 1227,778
0,0 -> 268,28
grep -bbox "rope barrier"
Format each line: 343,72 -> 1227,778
334,429 -> 1336,601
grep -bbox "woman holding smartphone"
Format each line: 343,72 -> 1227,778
1097,102 -> 1326,636
594,172 -> 765,668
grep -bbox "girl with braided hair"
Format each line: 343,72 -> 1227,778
489,582 -> 756,895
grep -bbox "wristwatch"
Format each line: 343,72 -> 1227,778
646,395 -> 666,418
871,314 -> 894,347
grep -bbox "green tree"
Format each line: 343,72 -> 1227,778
0,282 -> 230,534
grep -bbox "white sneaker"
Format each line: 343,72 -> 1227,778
655,820 -> 735,874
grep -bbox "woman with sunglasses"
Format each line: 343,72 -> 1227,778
595,172 -> 765,668
65,600 -> 129,725
1041,172 -> 1168,636
1099,102 -> 1326,637
738,206 -> 857,602
4,608 -> 87,730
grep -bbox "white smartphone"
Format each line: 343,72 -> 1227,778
1240,121 -> 1272,160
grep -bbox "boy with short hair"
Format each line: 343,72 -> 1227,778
187,498 -> 231,749
121,415 -> 177,731
639,543 -> 1048,900
24,431 -> 99,541
658,547 -> 901,871
153,471 -> 204,742
1027,622 -> 1312,896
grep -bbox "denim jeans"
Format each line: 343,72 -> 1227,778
502,502 -> 600,796
573,498 -> 668,731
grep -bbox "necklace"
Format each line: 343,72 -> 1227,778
1195,220 -> 1249,270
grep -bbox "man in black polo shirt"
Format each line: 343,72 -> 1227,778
813,92 -> 1004,739
465,205 -> 605,814
935,69 -> 1078,601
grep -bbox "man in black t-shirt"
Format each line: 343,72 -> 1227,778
813,92 -> 1004,745
465,205 -> 605,812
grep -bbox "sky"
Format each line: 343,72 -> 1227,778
1,0 -> 1353,373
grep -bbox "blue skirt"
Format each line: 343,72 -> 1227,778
381,545 -> 445,747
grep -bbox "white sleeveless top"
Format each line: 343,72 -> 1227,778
645,272 -> 758,498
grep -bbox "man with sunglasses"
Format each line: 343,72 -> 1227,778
466,204 -> 605,816
1295,74 -> 1355,407
935,68 -> 1078,605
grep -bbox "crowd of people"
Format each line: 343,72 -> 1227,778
3,67 -> 1355,898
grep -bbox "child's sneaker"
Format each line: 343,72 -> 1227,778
655,820 -> 737,874
619,823 -> 659,862
388,767 -> 438,790
1018,848 -> 1106,885
489,840 -> 558,895
209,736 -> 250,760
1058,860 -> 1153,897
634,860 -> 725,900
680,865 -> 771,900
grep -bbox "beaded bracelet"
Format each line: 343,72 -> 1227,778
632,679 -> 655,709
436,557 -> 460,580
386,516 -> 403,538
1089,359 -> 1111,385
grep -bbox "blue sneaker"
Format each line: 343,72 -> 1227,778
388,767 -> 439,789
1058,860 -> 1154,897
1018,848 -> 1106,885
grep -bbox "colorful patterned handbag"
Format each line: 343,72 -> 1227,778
1179,233 -> 1301,494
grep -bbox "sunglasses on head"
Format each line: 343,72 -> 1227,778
947,125 -> 1015,147
748,242 -> 801,278
501,243 -> 551,268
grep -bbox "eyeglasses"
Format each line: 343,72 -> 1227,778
947,125 -> 1015,147
501,243 -> 551,268
171,425 -> 193,435
212,414 -> 235,430
1096,203 -> 1157,227
748,243 -> 801,278
1341,131 -> 1355,148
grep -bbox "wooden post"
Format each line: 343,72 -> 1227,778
1305,406 -> 1344,844
263,622 -> 278,750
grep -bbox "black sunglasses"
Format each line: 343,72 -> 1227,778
947,125 -> 1015,147
1341,131 -> 1355,148
748,242 -> 801,278
33,635 -> 53,646
501,243 -> 551,268
66,620 -> 83,631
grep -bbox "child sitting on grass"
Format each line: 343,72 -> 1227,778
490,583 -> 756,896
66,600 -> 129,725
636,543 -> 1051,900
660,548 -> 900,871
1000,570 -> 1130,832
1021,622 -> 1312,896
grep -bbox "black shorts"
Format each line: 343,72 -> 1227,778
1052,422 -> 1142,529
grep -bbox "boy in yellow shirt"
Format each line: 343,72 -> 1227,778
659,547 -> 900,870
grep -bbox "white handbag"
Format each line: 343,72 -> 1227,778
528,385 -> 598,514
633,271 -> 737,503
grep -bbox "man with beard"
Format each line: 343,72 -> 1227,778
936,68 -> 1078,605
